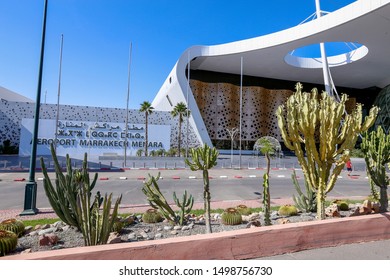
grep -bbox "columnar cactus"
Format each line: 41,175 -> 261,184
262,173 -> 271,226
276,83 -> 378,219
361,126 -> 390,212
173,190 -> 194,225
185,144 -> 219,234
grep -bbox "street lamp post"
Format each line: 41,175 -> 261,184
20,0 -> 48,216
226,127 -> 238,167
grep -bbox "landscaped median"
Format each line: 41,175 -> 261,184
3,212 -> 390,260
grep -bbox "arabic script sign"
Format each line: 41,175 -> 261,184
19,119 -> 171,156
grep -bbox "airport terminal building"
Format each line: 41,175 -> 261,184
152,0 -> 390,149
1,0 -> 390,156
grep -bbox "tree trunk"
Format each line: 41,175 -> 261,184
380,185 -> 388,213
144,114 -> 148,156
178,118 -> 182,157
203,169 -> 212,234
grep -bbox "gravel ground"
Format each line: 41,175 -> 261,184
9,211 -> 319,255
6,202 -> 385,256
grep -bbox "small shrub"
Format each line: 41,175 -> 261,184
278,205 -> 298,216
0,219 -> 25,237
350,148 -> 365,158
0,230 -> 18,256
142,209 -> 163,223
221,208 -> 242,225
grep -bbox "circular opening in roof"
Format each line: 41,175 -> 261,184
284,42 -> 368,69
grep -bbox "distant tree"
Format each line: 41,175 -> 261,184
171,102 -> 190,157
139,101 -> 154,156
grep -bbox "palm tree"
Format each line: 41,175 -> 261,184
139,101 -> 154,156
171,102 -> 190,157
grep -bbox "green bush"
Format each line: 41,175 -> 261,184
350,148 -> 365,158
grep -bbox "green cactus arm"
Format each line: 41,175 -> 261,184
276,106 -> 294,151
326,154 -> 348,194
141,173 -> 177,223
360,106 -> 380,132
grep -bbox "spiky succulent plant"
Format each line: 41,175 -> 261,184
332,200 -> 349,211
221,208 -> 243,225
0,219 -> 25,237
142,209 -> 163,223
0,230 -> 18,256
236,205 -> 252,216
278,205 -> 298,216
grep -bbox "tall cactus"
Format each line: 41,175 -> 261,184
173,190 -> 194,225
41,144 -> 122,245
41,144 -> 98,230
185,144 -> 219,234
361,126 -> 390,212
262,173 -> 271,226
276,83 -> 379,219
142,173 -> 177,224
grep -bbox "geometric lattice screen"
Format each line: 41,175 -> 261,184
373,84 -> 390,134
190,80 -> 293,142
190,80 -> 358,144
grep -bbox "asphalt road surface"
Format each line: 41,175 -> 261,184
0,167 -> 371,210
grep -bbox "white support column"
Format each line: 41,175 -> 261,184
315,0 -> 332,95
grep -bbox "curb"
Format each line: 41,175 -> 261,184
3,213 -> 389,260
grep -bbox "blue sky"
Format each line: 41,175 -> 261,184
0,0 -> 356,109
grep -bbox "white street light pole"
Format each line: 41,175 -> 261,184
124,42 -> 132,167
315,0 -> 332,95
226,127 -> 238,167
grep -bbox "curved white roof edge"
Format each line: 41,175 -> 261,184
153,0 -> 390,146
0,86 -> 34,103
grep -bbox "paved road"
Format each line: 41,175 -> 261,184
0,166 -> 371,210
1,154 -> 389,261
